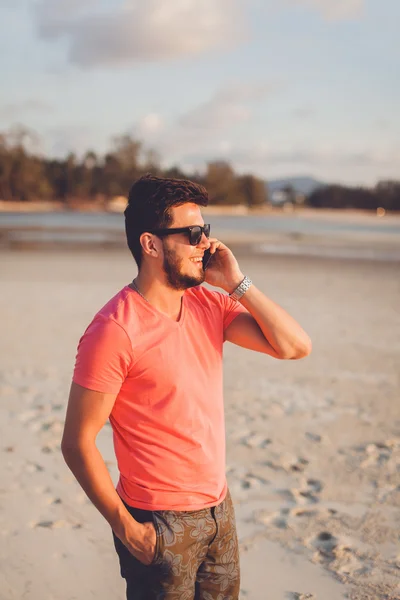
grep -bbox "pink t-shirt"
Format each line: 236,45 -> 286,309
73,284 -> 247,511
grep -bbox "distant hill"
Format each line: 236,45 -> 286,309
266,176 -> 326,196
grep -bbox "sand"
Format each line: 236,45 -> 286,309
0,248 -> 399,600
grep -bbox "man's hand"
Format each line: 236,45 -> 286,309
122,520 -> 158,566
204,239 -> 244,293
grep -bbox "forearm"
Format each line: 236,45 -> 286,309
61,440 -> 137,541
239,284 -> 312,359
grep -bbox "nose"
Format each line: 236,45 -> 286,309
198,232 -> 210,249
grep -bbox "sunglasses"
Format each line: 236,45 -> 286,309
149,224 -> 211,246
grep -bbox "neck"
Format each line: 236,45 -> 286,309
134,271 -> 184,321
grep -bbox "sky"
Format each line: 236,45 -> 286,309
0,0 -> 399,186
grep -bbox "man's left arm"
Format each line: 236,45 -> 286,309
204,239 -> 312,360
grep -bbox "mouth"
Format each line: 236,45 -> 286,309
189,256 -> 204,269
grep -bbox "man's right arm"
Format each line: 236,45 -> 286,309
61,381 -> 156,565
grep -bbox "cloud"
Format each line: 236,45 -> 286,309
0,100 -> 53,119
179,82 -> 279,131
290,0 -> 364,21
124,81 -> 280,168
220,144 -> 400,174
179,99 -> 250,131
34,0 -> 247,67
155,139 -> 400,183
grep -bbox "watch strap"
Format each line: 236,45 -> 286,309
229,275 -> 252,301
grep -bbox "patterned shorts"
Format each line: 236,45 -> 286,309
113,490 -> 240,600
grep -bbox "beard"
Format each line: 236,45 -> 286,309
162,243 -> 205,291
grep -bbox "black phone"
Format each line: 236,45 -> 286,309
202,249 -> 213,270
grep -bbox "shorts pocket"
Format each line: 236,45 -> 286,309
150,512 -> 162,565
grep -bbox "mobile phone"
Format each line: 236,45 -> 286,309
202,249 -> 213,270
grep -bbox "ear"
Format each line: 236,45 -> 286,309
140,233 -> 162,259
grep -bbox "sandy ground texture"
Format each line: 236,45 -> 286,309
0,248 -> 399,600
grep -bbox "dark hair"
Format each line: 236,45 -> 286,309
125,173 -> 209,267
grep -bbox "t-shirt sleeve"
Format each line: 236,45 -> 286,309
73,315 -> 133,394
212,291 -> 248,331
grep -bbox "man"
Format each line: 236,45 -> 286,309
62,174 -> 311,599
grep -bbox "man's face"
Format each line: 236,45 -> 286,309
161,203 -> 209,291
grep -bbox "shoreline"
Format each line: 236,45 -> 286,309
2,229 -> 399,262
1,205 -> 399,261
1,200 -> 400,220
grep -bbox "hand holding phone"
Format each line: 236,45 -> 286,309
202,249 -> 213,270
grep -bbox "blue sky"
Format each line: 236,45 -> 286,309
0,0 -> 399,185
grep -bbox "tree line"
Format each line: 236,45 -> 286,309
0,128 -> 267,208
1,127 -> 399,210
308,182 -> 400,212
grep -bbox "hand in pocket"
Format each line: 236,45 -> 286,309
137,521 -> 158,565
124,520 -> 157,566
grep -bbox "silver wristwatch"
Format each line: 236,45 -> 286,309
229,276 -> 252,301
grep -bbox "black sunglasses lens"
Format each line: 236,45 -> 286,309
189,225 -> 210,245
190,227 -> 202,245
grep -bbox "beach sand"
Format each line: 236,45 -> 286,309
0,248 -> 399,600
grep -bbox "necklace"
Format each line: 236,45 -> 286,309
131,279 -> 183,322
130,279 -> 148,303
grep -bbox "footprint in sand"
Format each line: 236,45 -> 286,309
258,510 -> 289,529
41,445 -> 55,454
25,461 -> 45,473
240,474 -> 270,490
286,594 -> 316,600
280,454 -> 310,473
305,479 -> 324,494
33,520 -> 66,529
259,479 -> 325,529
309,531 -> 368,577
241,432 -> 272,449
261,459 -> 285,472
312,531 -> 338,554
260,455 -> 310,473
228,468 -> 270,492
351,438 -> 400,469
294,478 -> 324,504
305,432 -> 322,443
43,496 -> 62,505
40,419 -> 64,434
291,507 -> 320,518
270,515 -> 289,529
277,487 -> 319,506
32,519 -> 82,530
